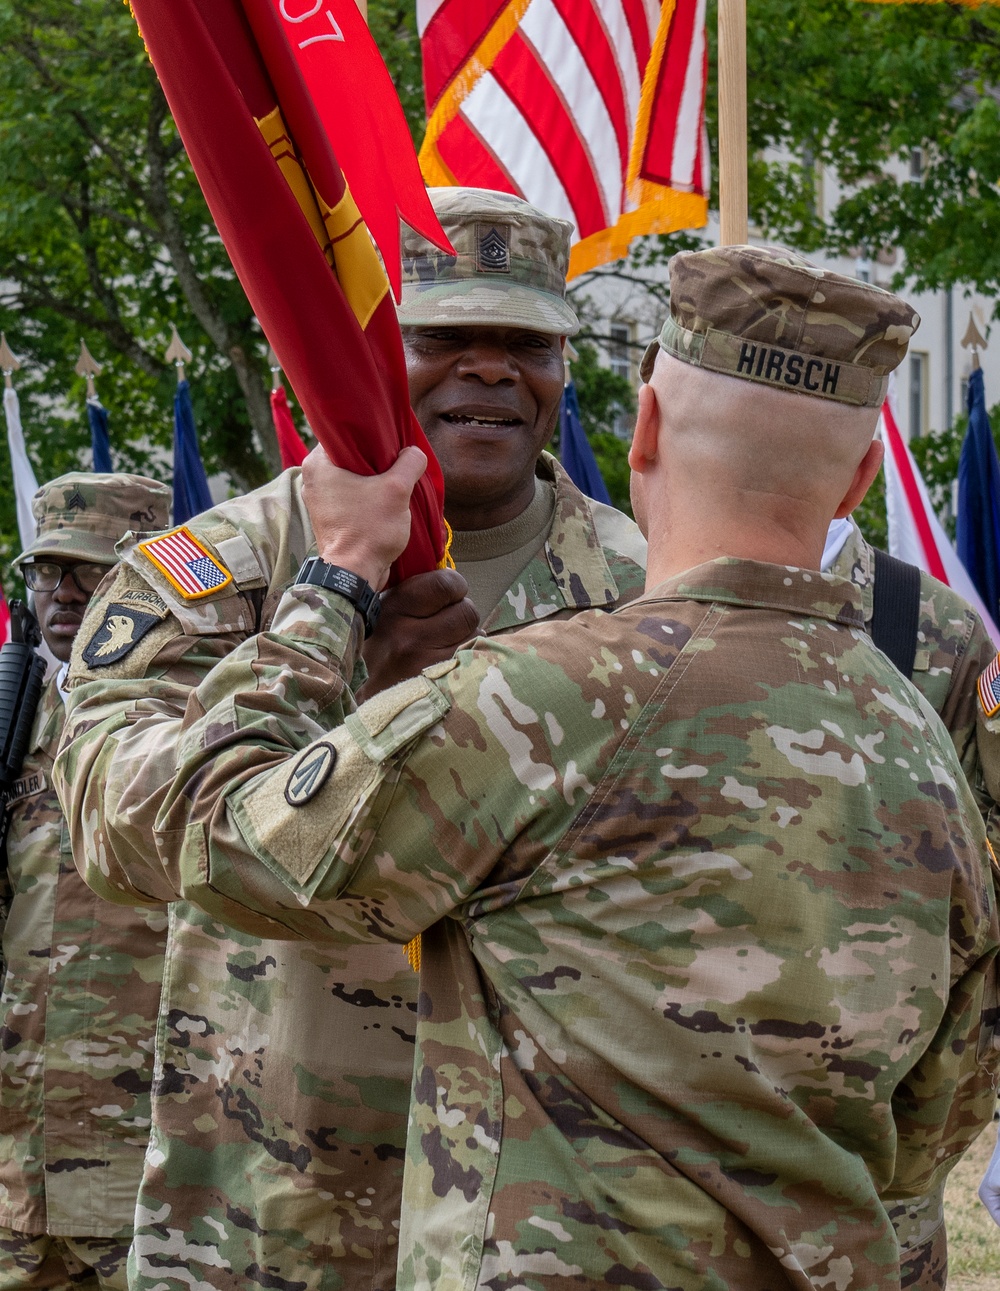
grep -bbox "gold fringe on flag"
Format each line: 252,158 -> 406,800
419,0 -> 533,184
568,0 -> 707,279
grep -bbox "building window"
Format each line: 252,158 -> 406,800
854,256 -> 872,284
608,323 -> 633,439
910,147 -> 924,179
909,351 -> 929,439
608,324 -> 631,380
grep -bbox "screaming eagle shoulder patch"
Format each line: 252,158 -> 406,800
138,527 -> 233,600
978,653 -> 1000,719
82,603 -> 165,667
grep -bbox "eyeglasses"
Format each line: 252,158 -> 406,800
22,561 -> 110,595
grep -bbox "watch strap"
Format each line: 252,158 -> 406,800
294,557 -> 381,637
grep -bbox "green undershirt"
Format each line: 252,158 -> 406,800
451,475 -> 556,623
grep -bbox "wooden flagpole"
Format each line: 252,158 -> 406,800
718,0 -> 748,245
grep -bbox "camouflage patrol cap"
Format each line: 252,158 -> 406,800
14,472 -> 171,567
398,187 -> 579,335
640,243 -> 920,407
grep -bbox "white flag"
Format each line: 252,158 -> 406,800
882,398 -> 1000,646
4,384 -> 39,553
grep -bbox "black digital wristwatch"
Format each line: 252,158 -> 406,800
294,557 -> 382,638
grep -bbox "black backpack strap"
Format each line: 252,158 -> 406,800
871,548 -> 922,679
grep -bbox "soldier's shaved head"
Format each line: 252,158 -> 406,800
629,241 -> 917,588
630,350 -> 883,586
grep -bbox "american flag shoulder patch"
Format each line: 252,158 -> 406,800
978,653 -> 1000,719
138,527 -> 233,600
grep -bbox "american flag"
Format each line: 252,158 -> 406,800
979,654 -> 1000,719
418,0 -> 709,277
139,528 -> 233,600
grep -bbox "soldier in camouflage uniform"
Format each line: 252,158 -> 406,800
0,474 -> 170,1291
57,246 -> 1000,1289
823,520 -> 998,1287
53,190 -> 646,1291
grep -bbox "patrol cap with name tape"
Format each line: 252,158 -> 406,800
14,472 -> 171,567
397,187 -> 579,336
640,243 -> 920,407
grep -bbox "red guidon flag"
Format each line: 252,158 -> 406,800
418,0 -> 709,277
127,0 -> 452,581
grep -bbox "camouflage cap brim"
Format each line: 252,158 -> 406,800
397,280 -> 579,336
639,340 -> 659,384
14,527 -> 120,569
640,317 -> 889,408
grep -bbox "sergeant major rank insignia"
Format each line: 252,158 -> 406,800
978,653 -> 1000,718
476,223 -> 510,273
138,527 -> 232,600
83,603 -> 163,668
285,743 -> 337,807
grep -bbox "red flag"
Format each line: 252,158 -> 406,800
128,0 -> 448,581
263,0 -> 446,300
271,386 -> 310,469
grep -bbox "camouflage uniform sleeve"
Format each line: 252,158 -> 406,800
977,648 -> 1000,812
54,569 -> 361,921
939,611 -> 999,819
147,587 -> 601,943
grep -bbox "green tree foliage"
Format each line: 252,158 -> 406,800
0,0 -> 286,574
0,0 -> 421,572
561,343 -> 636,515
743,0 -> 1000,300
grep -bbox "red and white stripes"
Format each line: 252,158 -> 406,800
419,0 -> 708,275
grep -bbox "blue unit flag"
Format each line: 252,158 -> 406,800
559,382 -> 612,506
957,367 -> 1000,622
172,378 -> 214,526
87,399 -> 113,473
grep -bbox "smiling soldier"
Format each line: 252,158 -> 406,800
0,473 -> 171,1291
56,190 -> 646,1291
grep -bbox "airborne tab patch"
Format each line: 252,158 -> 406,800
979,654 -> 1000,718
284,743 -> 338,807
82,604 -> 164,668
139,527 -> 232,600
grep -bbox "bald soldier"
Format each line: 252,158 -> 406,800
58,246 -> 1000,1290
53,189 -> 646,1291
0,475 -> 171,1291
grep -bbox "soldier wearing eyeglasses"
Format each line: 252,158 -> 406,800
0,473 -> 170,1291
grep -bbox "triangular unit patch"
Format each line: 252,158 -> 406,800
284,742 -> 338,807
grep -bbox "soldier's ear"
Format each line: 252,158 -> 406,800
628,384 -> 659,472
834,438 -> 884,518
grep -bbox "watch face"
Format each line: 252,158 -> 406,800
323,566 -> 361,597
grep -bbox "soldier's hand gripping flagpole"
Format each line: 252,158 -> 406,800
124,0 -> 452,583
